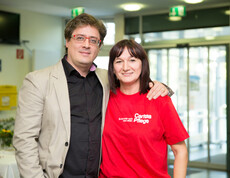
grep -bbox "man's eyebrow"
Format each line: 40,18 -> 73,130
75,34 -> 98,38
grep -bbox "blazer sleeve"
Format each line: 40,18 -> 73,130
162,83 -> 174,97
13,72 -> 46,178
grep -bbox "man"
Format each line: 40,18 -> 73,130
13,13 -> 171,178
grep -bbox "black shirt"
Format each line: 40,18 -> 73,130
59,56 -> 103,178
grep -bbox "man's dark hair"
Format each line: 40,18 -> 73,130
64,13 -> 107,47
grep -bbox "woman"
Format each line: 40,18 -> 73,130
99,39 -> 189,178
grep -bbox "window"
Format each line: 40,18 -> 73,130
102,21 -> 115,45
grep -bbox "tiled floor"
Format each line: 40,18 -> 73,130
186,168 -> 229,178
168,143 -> 228,177
168,167 -> 230,178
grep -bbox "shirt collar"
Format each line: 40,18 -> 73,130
62,54 -> 97,77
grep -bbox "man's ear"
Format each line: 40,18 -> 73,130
65,40 -> 69,48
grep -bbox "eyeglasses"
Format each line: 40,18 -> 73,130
71,34 -> 101,46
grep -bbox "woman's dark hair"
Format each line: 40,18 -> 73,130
64,13 -> 107,47
108,39 -> 152,94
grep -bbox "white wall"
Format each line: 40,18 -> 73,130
0,6 -> 65,90
0,6 -> 65,118
0,7 -> 124,118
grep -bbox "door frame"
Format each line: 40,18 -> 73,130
145,41 -> 229,171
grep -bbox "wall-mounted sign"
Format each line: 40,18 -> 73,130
169,6 -> 186,17
71,7 -> 85,18
16,49 -> 24,59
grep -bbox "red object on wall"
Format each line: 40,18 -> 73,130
16,49 -> 24,59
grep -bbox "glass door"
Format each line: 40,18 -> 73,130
148,45 -> 227,169
209,46 -> 227,165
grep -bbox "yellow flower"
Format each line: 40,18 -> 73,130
1,129 -> 11,133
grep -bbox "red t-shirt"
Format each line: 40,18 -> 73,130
99,89 -> 189,178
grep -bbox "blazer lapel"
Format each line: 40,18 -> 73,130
95,68 -> 110,132
52,61 -> 71,140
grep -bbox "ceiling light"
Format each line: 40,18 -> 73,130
121,3 -> 143,11
184,0 -> 203,4
205,36 -> 215,40
225,10 -> 230,15
169,16 -> 182,21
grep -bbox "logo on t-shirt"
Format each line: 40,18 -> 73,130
119,113 -> 152,124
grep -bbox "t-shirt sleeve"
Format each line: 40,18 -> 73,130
158,96 -> 189,145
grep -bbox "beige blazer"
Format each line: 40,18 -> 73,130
13,60 -> 110,178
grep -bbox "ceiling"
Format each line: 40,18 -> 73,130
0,0 -> 229,18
